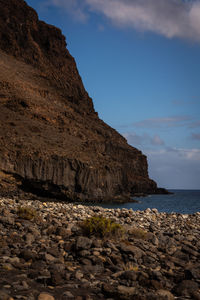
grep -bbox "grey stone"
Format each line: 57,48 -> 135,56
173,280 -> 199,296
120,270 -> 138,281
8,257 -> 20,264
62,291 -> 74,299
75,270 -> 84,280
117,285 -> 136,297
157,290 -> 174,300
76,236 -> 92,250
0,291 -> 13,300
38,293 -> 55,300
45,253 -> 56,262
120,243 -> 144,259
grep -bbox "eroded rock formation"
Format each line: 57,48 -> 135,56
0,0 -> 159,201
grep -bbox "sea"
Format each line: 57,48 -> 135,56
95,190 -> 200,214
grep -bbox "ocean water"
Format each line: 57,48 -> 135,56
97,190 -> 200,214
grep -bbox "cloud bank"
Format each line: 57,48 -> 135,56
42,0 -> 87,21
132,116 -> 192,128
191,133 -> 200,140
145,147 -> 200,189
44,0 -> 200,42
124,132 -> 200,189
123,132 -> 165,146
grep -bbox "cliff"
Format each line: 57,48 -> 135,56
0,0 -> 158,201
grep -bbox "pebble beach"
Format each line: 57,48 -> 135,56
0,197 -> 200,300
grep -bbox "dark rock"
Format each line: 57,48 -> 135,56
46,247 -> 60,257
92,239 -> 102,248
120,270 -> 138,281
74,270 -> 84,280
182,245 -> 199,257
49,263 -> 66,274
30,260 -> 47,271
150,279 -> 163,290
46,225 -> 57,235
155,188 -> 173,195
36,275 -> 51,285
83,264 -> 104,274
19,249 -> 38,261
109,253 -> 123,266
102,283 -> 116,298
0,0 -> 160,202
80,258 -> 92,266
117,285 -> 136,298
156,290 -> 174,300
169,256 -> 188,267
185,266 -> 200,280
192,291 -> 200,300
78,250 -> 91,257
173,280 -> 199,297
38,293 -> 55,300
63,242 -> 74,252
76,237 -> 92,251
120,243 -> 144,259
57,227 -> 71,238
50,271 -> 63,285
137,271 -> 150,286
45,253 -> 56,262
150,270 -> 163,281
61,291 -> 74,299
25,233 -> 35,245
0,290 -> 13,300
146,291 -> 173,300
0,216 -> 14,225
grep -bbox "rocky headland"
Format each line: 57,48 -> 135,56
0,197 -> 200,300
1,1 -> 199,300
0,0 -> 166,202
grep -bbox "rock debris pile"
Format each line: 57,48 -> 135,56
0,197 -> 200,300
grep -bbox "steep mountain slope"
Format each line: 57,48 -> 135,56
0,0 -> 159,201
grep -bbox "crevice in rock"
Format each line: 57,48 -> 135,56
18,178 -> 72,201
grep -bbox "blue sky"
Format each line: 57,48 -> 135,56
26,0 -> 200,189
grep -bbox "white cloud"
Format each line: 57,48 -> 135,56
182,148 -> 200,160
147,147 -> 200,161
172,99 -> 199,106
124,131 -> 200,189
132,116 -> 191,128
191,133 -> 200,140
40,0 -> 200,41
151,135 -> 164,146
144,147 -> 200,189
42,0 -> 88,21
123,132 -> 165,146
85,0 -> 200,42
123,132 -> 144,146
188,121 -> 200,129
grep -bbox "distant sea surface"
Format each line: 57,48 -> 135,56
96,190 -> 200,214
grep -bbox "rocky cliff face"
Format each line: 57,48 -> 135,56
0,0 -> 158,201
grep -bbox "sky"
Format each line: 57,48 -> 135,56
26,0 -> 200,190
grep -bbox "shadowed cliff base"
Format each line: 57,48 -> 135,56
0,0 -> 168,202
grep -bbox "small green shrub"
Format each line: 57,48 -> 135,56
17,206 -> 37,221
80,215 -> 124,238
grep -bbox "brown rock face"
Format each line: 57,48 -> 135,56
0,0 -> 158,201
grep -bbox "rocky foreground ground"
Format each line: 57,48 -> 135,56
0,197 -> 200,300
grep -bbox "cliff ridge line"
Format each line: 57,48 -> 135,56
0,0 -> 161,201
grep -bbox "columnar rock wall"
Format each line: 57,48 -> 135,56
0,0 -> 159,201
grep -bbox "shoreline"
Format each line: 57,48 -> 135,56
0,197 -> 200,299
